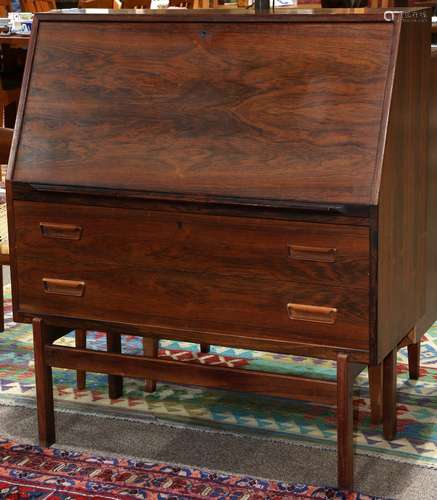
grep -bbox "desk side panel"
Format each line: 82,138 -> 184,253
416,48 -> 437,337
377,15 -> 430,363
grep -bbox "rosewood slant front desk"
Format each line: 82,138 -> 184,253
6,8 -> 431,489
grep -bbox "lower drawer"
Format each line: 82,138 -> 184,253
16,258 -> 369,351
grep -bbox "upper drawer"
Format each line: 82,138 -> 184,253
12,201 -> 369,289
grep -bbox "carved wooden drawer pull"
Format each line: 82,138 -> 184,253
42,278 -> 86,297
287,303 -> 337,324
288,245 -> 337,263
40,222 -> 83,240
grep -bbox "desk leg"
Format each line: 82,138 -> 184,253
408,342 -> 421,380
144,337 -> 158,393
368,364 -> 383,424
75,329 -> 87,390
33,318 -> 55,448
107,332 -> 123,400
383,348 -> 397,441
337,353 -> 353,490
200,343 -> 210,353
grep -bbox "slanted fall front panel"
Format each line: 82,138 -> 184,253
13,19 -> 393,206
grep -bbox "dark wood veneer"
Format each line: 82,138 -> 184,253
14,201 -> 370,289
13,19 -> 393,206
16,258 -> 370,349
416,47 -> 437,338
7,9 -> 432,489
376,14 -> 430,363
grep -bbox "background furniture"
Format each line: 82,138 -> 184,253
0,35 -> 27,129
7,8 -> 431,489
0,127 -> 12,332
78,0 -> 120,7
0,0 -> 11,17
121,0 -> 151,8
21,0 -> 57,11
167,0 -> 194,6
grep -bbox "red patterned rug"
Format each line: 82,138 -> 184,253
0,438 -> 382,499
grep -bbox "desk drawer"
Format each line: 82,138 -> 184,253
16,258 -> 369,350
13,201 -> 369,289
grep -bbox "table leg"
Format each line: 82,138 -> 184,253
107,332 -> 123,399
368,364 -> 383,424
200,343 -> 210,353
33,317 -> 55,448
75,329 -> 87,390
408,342 -> 421,380
337,352 -> 354,490
143,337 -> 158,393
383,348 -> 397,441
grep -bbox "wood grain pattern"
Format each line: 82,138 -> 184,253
33,317 -> 55,447
75,328 -> 86,390
21,0 -> 56,12
383,348 -> 397,441
45,344 -> 339,404
143,336 -> 158,393
11,183 -> 372,223
407,342 -> 421,380
16,258 -> 370,350
12,20 -> 394,206
337,353 -> 354,490
12,309 -> 372,363
5,10 -> 432,490
376,13 -> 430,363
106,332 -> 123,399
368,364 -> 383,424
13,201 -> 370,289
35,8 -> 429,23
416,47 -> 437,338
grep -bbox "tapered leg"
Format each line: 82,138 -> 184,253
368,364 -> 383,424
0,267 -> 4,333
75,329 -> 87,390
408,342 -> 421,380
33,318 -> 55,448
200,343 -> 210,353
106,332 -> 123,399
143,337 -> 159,393
337,353 -> 354,490
383,348 -> 397,441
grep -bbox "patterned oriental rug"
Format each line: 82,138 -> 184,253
1,287 -> 437,469
0,438 -> 383,499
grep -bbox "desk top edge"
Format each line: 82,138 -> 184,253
37,7 -> 431,23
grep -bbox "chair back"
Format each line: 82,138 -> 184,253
168,0 -> 194,6
78,0 -> 115,7
21,0 -> 56,12
0,0 -> 11,17
122,0 -> 152,7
